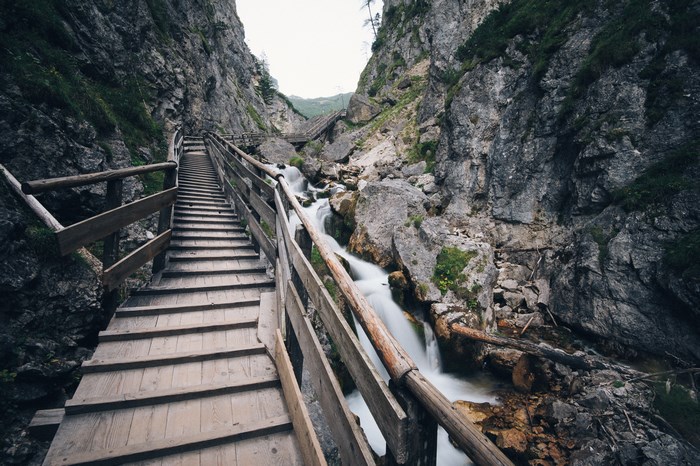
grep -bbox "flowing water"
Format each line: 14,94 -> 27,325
280,166 -> 497,465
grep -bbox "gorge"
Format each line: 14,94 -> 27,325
1,0 -> 699,464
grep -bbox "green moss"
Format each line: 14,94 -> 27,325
665,230 -> 700,281
145,0 -> 171,39
652,382 -> 700,447
26,224 -> 58,259
246,105 -> 267,131
408,140 -> 437,173
588,225 -> 619,266
612,142 -> 699,211
289,156 -> 304,169
404,214 -> 424,229
432,246 -> 478,296
455,0 -> 594,85
261,220 -> 275,240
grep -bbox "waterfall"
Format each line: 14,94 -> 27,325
279,166 -> 496,465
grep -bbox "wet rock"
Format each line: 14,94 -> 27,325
487,348 -> 523,378
388,271 -> 408,290
495,428 -> 528,455
578,388 -> 612,410
546,400 -> 578,424
512,354 -> 551,393
258,137 -> 298,166
454,400 -> 491,426
348,179 -> 428,267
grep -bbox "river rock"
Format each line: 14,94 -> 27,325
258,137 -> 298,166
348,179 -> 428,267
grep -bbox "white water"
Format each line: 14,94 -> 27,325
280,166 -> 496,465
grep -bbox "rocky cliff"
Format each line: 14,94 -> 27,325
0,0 -> 298,462
342,0 -> 700,362
323,1 -> 700,462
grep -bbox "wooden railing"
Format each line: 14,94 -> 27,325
17,128 -> 184,292
205,132 -> 514,466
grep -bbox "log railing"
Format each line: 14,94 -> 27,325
205,132 -> 514,466
17,128 -> 184,292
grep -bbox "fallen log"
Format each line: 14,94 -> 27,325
450,323 -> 641,375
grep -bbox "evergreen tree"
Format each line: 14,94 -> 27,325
256,55 -> 276,105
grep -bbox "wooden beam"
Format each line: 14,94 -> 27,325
249,188 -> 276,231
285,285 -> 376,466
277,178 -> 416,382
276,188 -> 410,461
0,164 -> 102,274
28,408 -> 64,441
21,161 -> 177,194
98,317 -> 258,342
274,330 -> 327,466
132,279 -> 274,296
56,187 -> 178,256
81,344 -> 267,373
114,298 -> 259,317
405,371 -> 515,466
102,230 -> 172,291
65,374 -> 279,415
55,415 -> 292,466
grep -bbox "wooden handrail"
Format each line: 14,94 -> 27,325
21,161 -> 178,194
205,132 -> 515,466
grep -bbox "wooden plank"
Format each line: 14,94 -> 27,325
257,292 -> 278,351
56,187 -> 178,256
405,371 -> 515,466
132,279 -> 274,296
54,415 -> 293,466
103,230 -> 172,291
64,374 -> 280,415
274,330 -> 327,466
285,285 -> 375,466
98,317 -> 258,342
249,189 -> 276,232
81,344 -> 267,373
248,213 -> 277,263
28,408 -> 64,440
115,299 -> 259,317
21,162 -> 177,194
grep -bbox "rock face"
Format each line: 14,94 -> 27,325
348,0 -> 700,361
0,0 -> 297,461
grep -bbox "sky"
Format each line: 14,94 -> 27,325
236,0 -> 383,99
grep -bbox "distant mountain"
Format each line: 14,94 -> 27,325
288,93 -> 353,118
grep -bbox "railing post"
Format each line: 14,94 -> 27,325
152,165 -> 177,274
386,380 -> 438,466
102,178 -> 123,313
286,224 -> 312,385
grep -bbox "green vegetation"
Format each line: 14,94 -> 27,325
432,246 -> 478,297
404,214 -> 424,229
246,105 -> 267,131
25,224 -> 58,259
588,225 -> 618,266
455,0 -> 594,91
612,142 -> 699,212
145,0 -> 171,39
652,382 -> 700,447
289,156 -> 304,169
261,220 -> 275,239
374,0 -> 430,52
255,57 -> 276,104
664,230 -> 700,281
407,140 -> 437,173
0,0 -> 166,164
302,140 -> 323,158
287,93 -> 352,118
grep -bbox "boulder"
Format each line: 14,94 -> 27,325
320,133 -> 355,163
348,179 -> 428,267
258,137 -> 298,166
346,93 -> 380,124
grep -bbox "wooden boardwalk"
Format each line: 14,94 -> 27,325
43,140 -> 306,465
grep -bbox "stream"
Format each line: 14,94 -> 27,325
280,166 -> 497,465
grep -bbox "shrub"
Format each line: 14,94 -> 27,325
612,141 -> 699,211
289,156 -> 304,169
432,246 -> 478,295
664,230 -> 700,280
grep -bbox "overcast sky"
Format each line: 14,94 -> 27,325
236,0 -> 383,98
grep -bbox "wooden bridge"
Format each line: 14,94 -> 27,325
5,130 -> 514,466
231,109 -> 346,148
